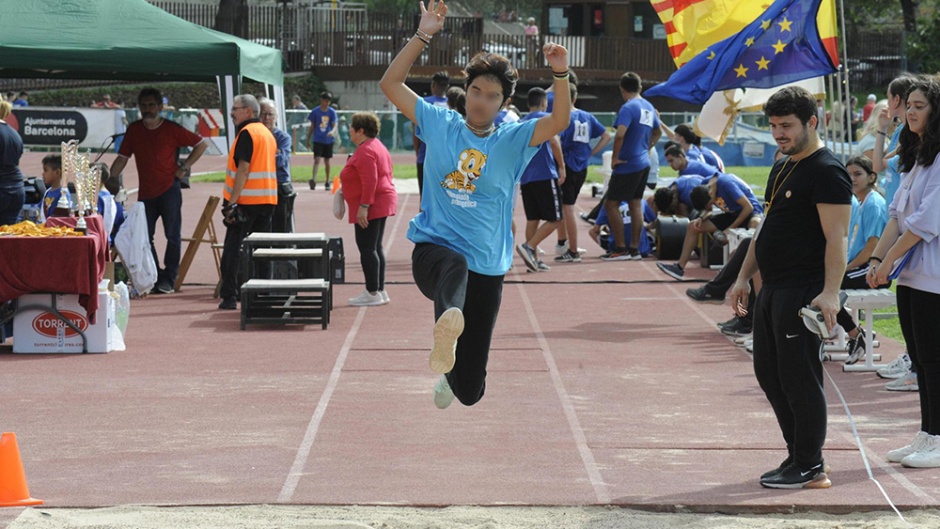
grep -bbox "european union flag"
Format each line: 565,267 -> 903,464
644,0 -> 837,105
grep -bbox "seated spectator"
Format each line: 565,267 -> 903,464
651,174 -> 706,217
12,92 -> 28,107
39,155 -> 73,222
656,172 -> 763,280
840,155 -> 888,364
589,200 -> 656,256
92,94 -> 120,109
672,123 -> 725,171
664,145 -> 719,178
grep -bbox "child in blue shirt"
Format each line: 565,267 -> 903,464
381,1 -> 572,409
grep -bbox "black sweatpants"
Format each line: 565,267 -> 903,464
412,243 -> 504,407
354,216 -> 387,293
752,283 -> 827,468
897,285 -> 940,435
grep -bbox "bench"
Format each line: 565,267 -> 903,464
240,278 -> 331,330
833,288 -> 897,372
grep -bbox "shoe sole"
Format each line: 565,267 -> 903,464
886,385 -> 919,392
878,371 -> 910,379
430,308 -> 464,374
515,245 -> 538,272
434,375 -> 456,409
760,472 -> 832,489
688,296 -> 725,305
600,255 -> 631,261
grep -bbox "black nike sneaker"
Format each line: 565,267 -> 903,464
760,461 -> 831,489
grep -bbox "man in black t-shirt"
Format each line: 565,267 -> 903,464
730,87 -> 852,490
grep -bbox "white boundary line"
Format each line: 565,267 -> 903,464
277,194 -> 410,502
515,282 -> 611,503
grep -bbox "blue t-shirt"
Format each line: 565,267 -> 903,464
848,191 -> 887,263
711,173 -> 763,215
307,106 -> 337,145
272,127 -> 292,183
40,187 -> 73,221
680,159 -> 719,179
688,144 -> 723,171
519,111 -> 557,185
595,201 -> 655,255
416,95 -> 449,164
409,99 -> 539,275
560,109 -> 607,172
673,175 -> 706,208
882,125 -> 903,209
613,97 -> 660,175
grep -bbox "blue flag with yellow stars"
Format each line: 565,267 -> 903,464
644,0 -> 837,105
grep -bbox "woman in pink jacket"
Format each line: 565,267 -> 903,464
340,112 -> 398,306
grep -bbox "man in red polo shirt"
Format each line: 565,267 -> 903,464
110,88 -> 208,294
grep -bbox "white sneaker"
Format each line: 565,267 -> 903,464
889,431 -> 930,463
433,374 -> 456,409
430,307 -> 463,374
902,434 -> 940,468
878,354 -> 912,379
349,290 -> 385,306
734,333 -> 752,345
378,290 -> 390,304
885,371 -> 919,392
555,241 -> 569,256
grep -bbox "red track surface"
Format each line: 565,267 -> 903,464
1,152 -> 931,516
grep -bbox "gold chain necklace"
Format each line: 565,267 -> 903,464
765,157 -> 801,213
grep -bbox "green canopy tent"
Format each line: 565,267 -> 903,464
0,0 -> 285,148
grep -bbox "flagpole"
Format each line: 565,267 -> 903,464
838,0 -> 853,156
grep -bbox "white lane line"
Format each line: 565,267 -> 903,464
277,194 -> 411,502
516,282 -> 611,504
277,306 -> 367,502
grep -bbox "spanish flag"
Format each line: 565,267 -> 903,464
652,0 -> 839,68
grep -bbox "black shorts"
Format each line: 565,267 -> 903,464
560,167 -> 588,205
313,142 -> 334,159
708,211 -> 758,231
607,167 -> 649,202
521,179 -> 563,222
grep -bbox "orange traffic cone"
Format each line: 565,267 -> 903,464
0,432 -> 43,507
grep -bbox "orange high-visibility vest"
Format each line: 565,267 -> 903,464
224,121 -> 277,205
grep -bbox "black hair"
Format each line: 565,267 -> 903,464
568,82 -> 578,103
690,185 -> 711,211
431,71 -> 450,95
673,124 -> 701,147
898,76 -> 940,172
18,91 -> 27,97
664,145 -> 685,158
41,154 -> 62,171
137,87 -> 162,105
653,186 -> 678,215
888,74 -> 919,102
527,87 -> 547,109
763,86 -> 817,125
319,91 -> 333,101
446,86 -> 464,110
620,72 -> 641,93
464,52 -> 519,104
662,140 -> 679,153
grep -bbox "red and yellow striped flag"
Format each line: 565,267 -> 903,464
652,0 -> 839,68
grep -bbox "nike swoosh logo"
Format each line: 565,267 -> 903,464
801,470 -> 812,477
786,334 -> 799,339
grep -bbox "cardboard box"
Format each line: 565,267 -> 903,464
13,290 -> 114,354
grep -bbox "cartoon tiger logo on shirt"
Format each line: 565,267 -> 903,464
442,148 -> 486,192
319,115 -> 330,132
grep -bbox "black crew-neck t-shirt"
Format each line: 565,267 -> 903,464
754,148 -> 852,288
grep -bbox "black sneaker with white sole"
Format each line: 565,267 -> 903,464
761,457 -> 831,481
760,461 -> 831,489
686,286 -> 725,304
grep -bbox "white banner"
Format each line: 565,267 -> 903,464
8,107 -> 120,149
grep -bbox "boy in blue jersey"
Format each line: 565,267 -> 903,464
413,71 -> 450,198
380,0 -> 572,409
554,82 -> 610,263
38,154 -> 73,221
603,72 -> 662,261
516,87 -> 565,272
652,174 -> 707,218
664,145 -> 719,179
657,171 -> 763,280
306,91 -> 338,191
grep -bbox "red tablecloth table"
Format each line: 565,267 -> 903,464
0,215 -> 107,320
